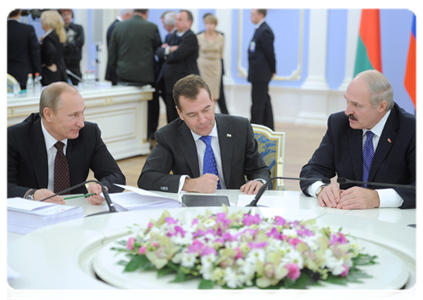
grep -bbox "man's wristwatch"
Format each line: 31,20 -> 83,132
25,189 -> 36,200
315,185 -> 328,197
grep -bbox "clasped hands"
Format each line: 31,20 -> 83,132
183,173 -> 263,194
317,183 -> 380,209
31,183 -> 107,205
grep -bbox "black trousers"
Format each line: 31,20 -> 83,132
250,81 -> 274,130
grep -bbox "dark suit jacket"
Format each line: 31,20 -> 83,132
138,114 -> 270,192
155,29 -> 199,92
63,23 -> 84,66
105,19 -> 120,84
40,31 -> 68,86
8,113 -> 125,198
247,22 -> 276,83
300,103 -> 416,209
7,19 -> 41,89
108,15 -> 162,83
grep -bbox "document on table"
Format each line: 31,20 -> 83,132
7,198 -> 83,234
237,194 -> 293,207
111,184 -> 184,211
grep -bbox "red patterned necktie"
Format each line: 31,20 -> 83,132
54,141 -> 70,193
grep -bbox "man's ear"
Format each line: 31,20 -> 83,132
378,100 -> 387,113
43,107 -> 53,122
176,106 -> 184,121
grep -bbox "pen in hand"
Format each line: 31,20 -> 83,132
63,193 -> 96,200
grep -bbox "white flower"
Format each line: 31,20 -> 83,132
172,252 -> 183,264
224,267 -> 245,288
282,228 -> 298,238
181,252 -> 197,268
236,259 -> 256,285
170,231 -> 193,246
281,249 -> 304,269
322,249 -> 345,275
245,248 -> 266,264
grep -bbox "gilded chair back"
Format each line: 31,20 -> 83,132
7,74 -> 20,93
252,124 -> 286,190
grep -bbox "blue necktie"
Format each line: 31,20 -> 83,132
200,136 -> 221,189
362,131 -> 375,188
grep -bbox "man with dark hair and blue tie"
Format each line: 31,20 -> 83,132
138,75 -> 270,194
300,70 -> 415,210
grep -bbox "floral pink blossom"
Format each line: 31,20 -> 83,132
243,214 -> 261,226
248,241 -> 268,249
330,233 -> 348,245
201,246 -> 217,256
341,265 -> 349,277
286,263 -> 301,280
127,237 -> 135,250
267,227 -> 282,239
288,238 -> 303,247
165,217 -> 178,225
274,216 -> 286,226
138,246 -> 146,254
234,247 -> 243,259
187,239 -> 204,254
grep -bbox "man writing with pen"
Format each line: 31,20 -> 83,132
8,82 -> 126,205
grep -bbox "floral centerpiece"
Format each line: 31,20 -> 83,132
111,206 -> 376,289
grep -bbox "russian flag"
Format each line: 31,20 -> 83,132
404,14 -> 416,108
354,9 -> 382,76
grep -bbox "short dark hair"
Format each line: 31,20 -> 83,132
40,82 -> 78,118
173,75 -> 212,111
180,9 -> 193,22
257,9 -> 267,17
134,9 -> 148,15
8,9 -> 21,18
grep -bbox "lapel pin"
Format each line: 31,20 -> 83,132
387,138 -> 392,143
227,134 -> 232,138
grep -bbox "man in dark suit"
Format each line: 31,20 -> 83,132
7,9 -> 42,90
138,75 -> 270,194
59,9 -> 85,86
300,70 -> 415,209
109,9 -> 162,86
155,10 -> 199,124
105,9 -> 134,85
8,82 -> 125,204
248,9 -> 276,130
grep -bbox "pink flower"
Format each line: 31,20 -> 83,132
288,238 -> 303,247
127,237 -> 135,250
248,242 -> 268,249
147,222 -> 153,229
138,246 -> 146,254
286,263 -> 301,281
187,239 -> 204,254
341,265 -> 349,277
267,227 -> 282,239
234,247 -> 243,259
330,232 -> 348,245
165,217 -> 178,225
274,216 -> 286,226
243,214 -> 261,226
192,218 -> 198,226
201,246 -> 217,256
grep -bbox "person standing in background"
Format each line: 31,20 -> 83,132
59,9 -> 84,86
108,9 -> 162,86
105,9 -> 134,86
7,9 -> 42,90
155,10 -> 199,124
248,9 -> 276,130
197,14 -> 227,114
39,10 -> 68,86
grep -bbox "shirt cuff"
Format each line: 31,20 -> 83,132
307,181 -> 324,197
164,46 -> 170,56
376,188 -> 404,208
178,175 -> 189,193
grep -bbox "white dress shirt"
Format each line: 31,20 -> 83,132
41,120 -> 68,191
307,110 -> 404,207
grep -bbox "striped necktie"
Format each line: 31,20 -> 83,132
200,136 -> 221,189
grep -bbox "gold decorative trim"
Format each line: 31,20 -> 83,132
237,9 -> 304,81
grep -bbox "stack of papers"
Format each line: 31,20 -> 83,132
111,185 -> 184,211
7,198 -> 83,234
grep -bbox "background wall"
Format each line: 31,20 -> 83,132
22,8 -> 416,119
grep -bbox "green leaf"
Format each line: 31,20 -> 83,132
124,255 -> 153,272
352,254 -> 378,266
222,285 -> 244,295
157,266 -> 175,278
171,269 -> 187,283
199,279 -> 215,289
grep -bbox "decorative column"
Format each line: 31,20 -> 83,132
296,9 -> 330,126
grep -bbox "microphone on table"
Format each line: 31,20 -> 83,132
245,177 -> 331,207
337,177 -> 416,190
39,180 -> 117,216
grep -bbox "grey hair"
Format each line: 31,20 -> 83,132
120,9 -> 134,16
39,82 -> 78,118
164,11 -> 176,26
356,70 -> 394,111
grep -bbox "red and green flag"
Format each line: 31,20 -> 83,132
354,9 -> 382,76
404,14 -> 416,108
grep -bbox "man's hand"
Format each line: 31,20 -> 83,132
240,180 -> 264,195
317,183 -> 341,208
161,43 -> 169,48
33,189 -> 65,205
169,45 -> 178,53
337,187 -> 380,210
183,174 -> 219,193
86,183 -> 106,205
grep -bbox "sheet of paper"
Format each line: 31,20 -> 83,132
114,184 -> 176,200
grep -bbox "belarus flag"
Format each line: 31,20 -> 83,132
354,9 -> 382,76
404,15 -> 416,107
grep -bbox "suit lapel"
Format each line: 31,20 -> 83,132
67,137 -> 85,186
177,122 -> 200,178
28,118 -> 49,188
216,116 -> 233,186
368,109 -> 399,181
347,126 -> 363,181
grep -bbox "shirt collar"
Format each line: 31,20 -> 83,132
191,121 -> 218,141
363,109 -> 391,138
177,30 -> 187,37
40,119 -> 68,150
117,16 -> 123,22
41,29 -> 53,40
255,18 -> 266,29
